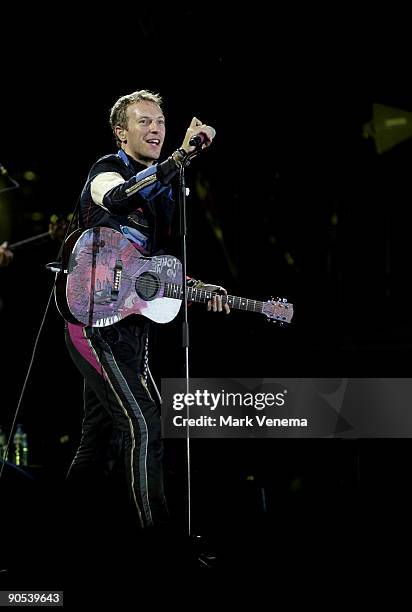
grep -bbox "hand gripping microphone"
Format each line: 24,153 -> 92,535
189,127 -> 216,147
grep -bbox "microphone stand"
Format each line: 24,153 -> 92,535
177,147 -> 200,537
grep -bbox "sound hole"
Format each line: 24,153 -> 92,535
135,272 -> 160,301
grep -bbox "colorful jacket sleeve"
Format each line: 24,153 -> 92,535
89,156 -> 179,215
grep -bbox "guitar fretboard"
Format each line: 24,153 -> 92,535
164,284 -> 264,313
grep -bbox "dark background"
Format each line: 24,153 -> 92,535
1,7 -> 411,589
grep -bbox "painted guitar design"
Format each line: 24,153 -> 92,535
54,227 -> 294,327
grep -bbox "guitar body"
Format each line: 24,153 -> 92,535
55,227 -> 182,326
55,226 -> 293,328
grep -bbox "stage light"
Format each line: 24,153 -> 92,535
363,103 -> 412,153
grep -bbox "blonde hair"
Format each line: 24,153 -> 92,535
109,90 -> 163,147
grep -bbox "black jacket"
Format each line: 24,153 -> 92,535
79,150 -> 179,255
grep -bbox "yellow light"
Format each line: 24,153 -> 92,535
23,170 -> 37,181
285,252 -> 294,266
214,227 -> 223,241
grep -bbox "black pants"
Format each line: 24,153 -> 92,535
65,317 -> 168,529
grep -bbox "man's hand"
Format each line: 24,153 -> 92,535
181,117 -> 216,154
204,284 -> 230,314
0,242 -> 13,268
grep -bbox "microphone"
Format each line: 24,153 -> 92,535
189,127 -> 216,148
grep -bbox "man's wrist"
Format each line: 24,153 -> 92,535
187,277 -> 205,289
171,148 -> 187,168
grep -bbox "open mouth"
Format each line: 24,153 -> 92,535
146,139 -> 160,146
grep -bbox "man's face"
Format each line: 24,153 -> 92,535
118,100 -> 166,165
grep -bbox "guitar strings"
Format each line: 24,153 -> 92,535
70,277 -> 292,316
83,277 -> 269,307
73,250 -> 289,309
73,275 -> 290,310
107,278 -> 288,305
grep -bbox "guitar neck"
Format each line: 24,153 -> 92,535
165,283 -> 264,314
8,231 -> 51,250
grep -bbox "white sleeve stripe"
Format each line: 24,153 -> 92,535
91,172 -> 125,207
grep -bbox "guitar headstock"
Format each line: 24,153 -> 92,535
262,297 -> 294,325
